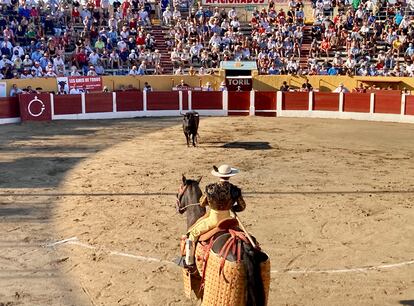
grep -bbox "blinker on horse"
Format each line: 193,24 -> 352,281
176,175 -> 270,306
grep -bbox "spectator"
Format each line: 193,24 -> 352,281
129,65 -> 140,75
143,82 -> 153,92
203,82 -> 213,91
333,83 -> 350,93
280,81 -> 290,92
69,86 -> 82,94
9,84 -> 22,97
176,79 -> 190,89
87,66 -> 98,76
301,79 -> 313,91
219,81 -> 227,91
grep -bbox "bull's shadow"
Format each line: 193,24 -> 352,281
221,141 -> 272,150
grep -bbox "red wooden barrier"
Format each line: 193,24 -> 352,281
254,91 -> 276,116
19,93 -> 52,121
85,92 -> 113,113
147,91 -> 179,110
313,92 -> 339,111
0,97 -> 20,118
374,94 -> 401,114
192,91 -> 222,109
228,91 -> 250,116
282,92 -> 308,110
405,95 -> 414,116
54,94 -> 82,115
343,93 -> 370,113
116,91 -> 143,111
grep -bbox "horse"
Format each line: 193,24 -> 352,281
176,175 -> 270,306
182,111 -> 199,147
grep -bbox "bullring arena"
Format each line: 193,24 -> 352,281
1,109 -> 414,305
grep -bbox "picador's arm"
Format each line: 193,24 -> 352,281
231,185 -> 246,212
199,194 -> 208,207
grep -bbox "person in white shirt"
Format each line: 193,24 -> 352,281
87,66 -> 97,76
31,62 -> 44,77
174,66 -> 184,75
117,40 -> 127,51
0,55 -> 13,69
69,87 -> 82,94
228,7 -> 237,19
129,65 -> 140,75
163,7 -> 172,26
13,44 -> 25,58
20,69 -> 33,79
129,49 -> 139,65
172,8 -> 181,22
53,55 -> 65,74
333,83 -> 350,93
152,49 -> 161,66
170,48 -> 182,67
209,33 -> 221,49
89,51 -> 100,66
22,55 -> 33,69
70,66 -> 81,76
45,68 -> 57,77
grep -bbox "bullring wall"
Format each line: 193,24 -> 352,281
2,90 -> 414,125
2,75 -> 413,95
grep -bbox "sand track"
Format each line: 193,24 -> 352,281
1,117 -> 414,305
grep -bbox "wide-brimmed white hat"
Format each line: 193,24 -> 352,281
211,165 -> 239,177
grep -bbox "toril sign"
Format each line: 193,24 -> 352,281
226,78 -> 252,91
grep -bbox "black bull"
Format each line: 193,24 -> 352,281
182,111 -> 199,147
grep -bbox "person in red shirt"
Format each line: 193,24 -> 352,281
121,0 -> 130,19
320,38 -> 331,57
72,7 -> 81,23
30,6 -> 39,23
129,17 -> 137,29
135,32 -> 145,45
74,48 -> 88,69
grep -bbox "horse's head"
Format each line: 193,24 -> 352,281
176,174 -> 203,214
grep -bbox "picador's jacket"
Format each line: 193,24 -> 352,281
199,181 -> 246,212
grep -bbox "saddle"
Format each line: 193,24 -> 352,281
198,218 -> 239,243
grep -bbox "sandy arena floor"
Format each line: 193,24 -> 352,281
0,117 -> 413,306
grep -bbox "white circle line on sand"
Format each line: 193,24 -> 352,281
47,237 -> 414,274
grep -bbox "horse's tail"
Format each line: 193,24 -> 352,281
243,242 -> 267,306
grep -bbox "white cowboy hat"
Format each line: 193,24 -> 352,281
211,165 -> 239,177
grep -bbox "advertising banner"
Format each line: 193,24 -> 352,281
201,0 -> 268,5
57,76 -> 103,93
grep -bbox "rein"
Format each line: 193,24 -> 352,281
176,184 -> 200,213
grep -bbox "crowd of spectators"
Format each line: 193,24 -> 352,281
252,0 -> 414,76
163,0 -> 414,77
0,0 -> 162,80
3,0 -> 414,80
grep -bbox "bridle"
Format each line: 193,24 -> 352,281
176,183 -> 200,213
